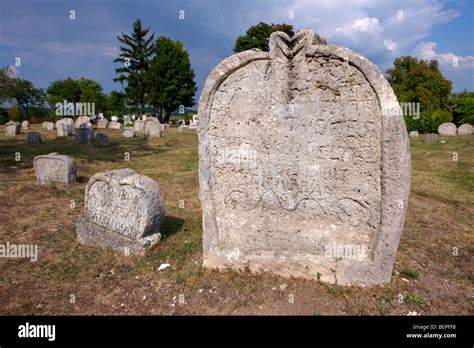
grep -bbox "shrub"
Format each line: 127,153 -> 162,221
404,109 -> 452,133
7,105 -> 23,121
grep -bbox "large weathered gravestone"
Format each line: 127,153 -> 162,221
33,153 -> 76,184
27,132 -> 42,144
198,30 -> 411,286
4,121 -> 21,136
438,122 -> 457,136
76,126 -> 94,144
458,123 -> 472,135
76,169 -> 165,255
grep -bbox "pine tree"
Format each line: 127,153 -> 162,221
114,19 -> 154,115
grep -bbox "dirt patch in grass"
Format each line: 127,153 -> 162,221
0,126 -> 472,315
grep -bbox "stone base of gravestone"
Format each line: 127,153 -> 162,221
33,153 -> 76,184
458,123 -> 472,135
95,133 -> 108,145
76,168 -> 165,255
27,132 -> 42,144
76,127 -> 94,143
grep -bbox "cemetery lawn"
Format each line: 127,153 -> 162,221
0,126 -> 472,315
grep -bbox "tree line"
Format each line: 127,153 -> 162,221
1,20 -> 473,130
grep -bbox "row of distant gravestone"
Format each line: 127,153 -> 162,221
409,122 -> 473,139
3,116 -> 168,144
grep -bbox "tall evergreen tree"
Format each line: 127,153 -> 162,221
147,36 -> 197,123
114,19 -> 154,114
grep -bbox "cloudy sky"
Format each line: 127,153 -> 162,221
1,0 -> 473,105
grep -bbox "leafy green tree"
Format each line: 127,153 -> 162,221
387,56 -> 453,132
147,36 -> 197,123
78,77 -> 107,113
114,18 -> 154,114
234,22 -> 295,53
46,77 -> 82,109
107,90 -> 129,116
450,90 -> 474,125
0,66 -> 16,103
10,79 -> 45,118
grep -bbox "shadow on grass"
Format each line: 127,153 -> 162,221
0,135 -> 168,168
160,215 -> 185,240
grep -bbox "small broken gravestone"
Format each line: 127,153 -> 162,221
76,126 -> 94,144
197,30 -> 411,286
97,119 -> 109,129
122,127 -> 136,138
134,119 -> 145,133
44,122 -> 55,131
108,121 -> 122,130
21,120 -> 30,129
438,122 -> 457,136
4,121 -> 21,136
457,123 -> 472,135
75,116 -> 91,129
425,133 -> 438,144
27,132 -> 42,144
33,153 -> 76,184
409,131 -> 419,138
57,119 -> 73,137
76,168 -> 165,255
95,133 -> 109,145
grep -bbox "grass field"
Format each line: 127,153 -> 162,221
0,125 -> 472,315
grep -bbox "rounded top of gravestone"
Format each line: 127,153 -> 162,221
458,123 -> 472,135
438,122 -> 457,136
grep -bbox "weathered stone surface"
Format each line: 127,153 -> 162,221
4,121 -> 21,136
27,132 -> 42,144
425,133 -> 438,144
108,121 -> 122,130
438,122 -> 457,136
97,119 -> 109,129
144,120 -> 162,138
33,153 -> 76,184
458,123 -> 472,135
134,120 -> 145,133
76,168 -> 165,255
75,116 -> 91,129
42,121 -> 49,128
122,127 -> 136,138
409,131 -> 419,138
44,122 -> 55,131
56,119 -> 73,137
21,120 -> 30,129
76,126 -> 94,144
198,30 -> 411,286
95,133 -> 109,145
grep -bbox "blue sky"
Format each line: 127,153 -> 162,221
1,0 -> 473,107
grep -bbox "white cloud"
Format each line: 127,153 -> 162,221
414,41 -> 474,70
383,39 -> 398,51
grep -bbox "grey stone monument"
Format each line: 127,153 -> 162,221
27,132 -> 42,144
33,153 -> 76,184
438,122 -> 457,136
76,169 -> 165,255
197,30 -> 411,286
95,132 -> 109,145
76,126 -> 94,144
